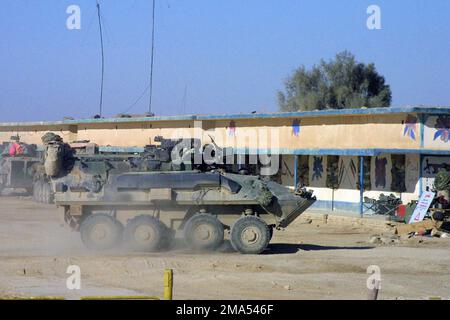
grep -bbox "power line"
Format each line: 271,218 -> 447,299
123,83 -> 151,114
148,0 -> 156,115
96,0 -> 105,117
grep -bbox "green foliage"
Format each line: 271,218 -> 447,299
434,171 -> 450,191
278,51 -> 392,111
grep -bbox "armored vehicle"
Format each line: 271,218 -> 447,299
48,135 -> 316,254
0,141 -> 42,196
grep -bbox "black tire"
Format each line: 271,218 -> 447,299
32,181 -> 38,202
124,215 -> 166,252
42,181 -> 54,204
184,213 -> 224,251
41,181 -> 48,204
80,214 -> 123,250
230,216 -> 271,254
39,180 -> 47,203
433,211 -> 445,222
34,180 -> 43,203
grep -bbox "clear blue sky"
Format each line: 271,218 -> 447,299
0,0 -> 449,122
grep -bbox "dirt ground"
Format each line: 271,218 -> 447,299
0,196 -> 449,300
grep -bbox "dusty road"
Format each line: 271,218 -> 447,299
0,196 -> 449,300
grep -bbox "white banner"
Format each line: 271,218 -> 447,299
408,191 -> 435,224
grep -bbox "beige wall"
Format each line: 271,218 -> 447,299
0,112 -> 447,153
0,125 -> 77,145
204,113 -> 422,151
75,121 -> 197,146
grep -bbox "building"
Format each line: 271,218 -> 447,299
1,106 -> 449,214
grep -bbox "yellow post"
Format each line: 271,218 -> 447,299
163,269 -> 173,300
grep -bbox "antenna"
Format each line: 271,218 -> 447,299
96,0 -> 105,117
181,84 -> 188,114
148,0 -> 156,115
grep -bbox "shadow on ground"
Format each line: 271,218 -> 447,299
0,189 -> 29,197
170,240 -> 375,255
264,243 -> 375,255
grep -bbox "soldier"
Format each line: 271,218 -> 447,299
8,135 -> 24,157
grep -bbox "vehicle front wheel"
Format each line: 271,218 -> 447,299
80,214 -> 123,250
33,180 -> 42,202
230,216 -> 271,254
46,181 -> 54,204
41,181 -> 53,204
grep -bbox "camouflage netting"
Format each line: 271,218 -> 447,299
41,132 -> 63,144
434,171 -> 450,192
254,181 -> 274,207
231,174 -> 273,207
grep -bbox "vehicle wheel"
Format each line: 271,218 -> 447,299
39,180 -> 47,203
80,214 -> 123,250
124,215 -> 166,252
32,181 -> 37,201
230,216 -> 271,254
184,213 -> 224,251
34,180 -> 43,203
42,181 -> 53,204
48,183 -> 55,204
41,182 -> 48,203
433,211 -> 445,221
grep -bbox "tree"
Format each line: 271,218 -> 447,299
278,51 -> 392,111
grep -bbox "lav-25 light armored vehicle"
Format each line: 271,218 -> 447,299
45,135 -> 316,254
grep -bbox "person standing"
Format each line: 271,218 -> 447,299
8,136 -> 24,157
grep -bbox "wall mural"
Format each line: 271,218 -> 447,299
297,155 -> 309,187
339,157 -> 358,189
371,155 -> 393,191
312,156 -> 324,181
309,155 -> 327,188
433,115 -> 450,143
422,156 -> 450,192
423,157 -> 450,175
325,156 -> 358,189
390,154 -> 406,193
405,154 -> 419,193
326,156 -> 339,189
424,115 -> 450,148
374,156 -> 388,188
292,119 -> 301,137
403,114 -> 418,140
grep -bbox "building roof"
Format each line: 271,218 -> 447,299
0,106 -> 448,128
